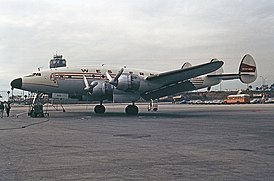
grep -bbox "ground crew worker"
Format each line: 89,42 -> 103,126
0,102 -> 4,118
4,102 -> 11,117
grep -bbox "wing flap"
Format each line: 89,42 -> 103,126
145,61 -> 224,85
141,80 -> 196,100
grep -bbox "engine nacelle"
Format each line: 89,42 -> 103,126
116,74 -> 141,91
90,81 -> 113,100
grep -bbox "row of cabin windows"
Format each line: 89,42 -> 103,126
82,69 -> 148,76
54,74 -> 108,79
52,72 -> 153,80
89,70 -> 143,74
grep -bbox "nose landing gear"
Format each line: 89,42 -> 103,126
28,93 -> 49,117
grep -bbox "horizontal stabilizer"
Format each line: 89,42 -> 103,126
207,73 -> 239,80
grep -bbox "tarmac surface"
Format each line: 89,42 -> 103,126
0,103 -> 274,180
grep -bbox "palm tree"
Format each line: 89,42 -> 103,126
7,91 -> 10,101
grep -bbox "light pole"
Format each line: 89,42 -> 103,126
259,76 -> 266,86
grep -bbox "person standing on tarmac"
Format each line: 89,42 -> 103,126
4,102 -> 11,117
0,102 -> 4,118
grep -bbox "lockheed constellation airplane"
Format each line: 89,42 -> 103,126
11,54 -> 257,115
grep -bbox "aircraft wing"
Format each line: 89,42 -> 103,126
145,61 -> 224,85
141,80 -> 196,100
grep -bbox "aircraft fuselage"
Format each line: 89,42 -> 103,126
11,65 -> 220,102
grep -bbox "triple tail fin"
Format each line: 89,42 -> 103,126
207,54 -> 257,84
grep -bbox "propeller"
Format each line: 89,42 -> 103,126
106,67 -> 124,87
83,75 -> 98,93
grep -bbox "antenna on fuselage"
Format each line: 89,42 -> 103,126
38,67 -> 43,71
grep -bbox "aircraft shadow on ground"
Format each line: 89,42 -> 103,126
46,110 -> 208,119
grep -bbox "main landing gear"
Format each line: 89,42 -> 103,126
94,101 -> 106,114
94,102 -> 139,115
125,104 -> 139,115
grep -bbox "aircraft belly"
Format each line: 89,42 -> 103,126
112,89 -> 140,102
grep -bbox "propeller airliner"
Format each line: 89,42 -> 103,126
11,54 -> 257,115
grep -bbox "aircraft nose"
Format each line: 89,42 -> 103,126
11,78 -> 22,89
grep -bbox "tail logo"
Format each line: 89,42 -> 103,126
240,63 -> 256,73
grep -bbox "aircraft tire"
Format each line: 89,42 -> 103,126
94,105 -> 106,114
125,105 -> 139,115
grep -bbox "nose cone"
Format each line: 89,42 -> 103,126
11,78 -> 22,89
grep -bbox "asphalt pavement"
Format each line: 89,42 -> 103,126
0,103 -> 274,180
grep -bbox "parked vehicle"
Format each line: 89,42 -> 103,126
224,94 -> 250,104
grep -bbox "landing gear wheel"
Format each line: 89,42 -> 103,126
125,105 -> 139,115
94,105 -> 106,114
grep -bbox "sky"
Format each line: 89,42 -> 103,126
1,0 -> 274,97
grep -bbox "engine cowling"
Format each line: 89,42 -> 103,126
116,74 -> 141,91
89,81 -> 113,100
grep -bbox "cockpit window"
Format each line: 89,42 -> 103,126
33,73 -> 41,76
26,73 -> 42,77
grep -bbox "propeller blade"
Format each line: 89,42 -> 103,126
83,75 -> 98,92
106,67 -> 124,87
83,75 -> 90,90
90,81 -> 98,88
114,68 -> 124,82
106,71 -> 112,82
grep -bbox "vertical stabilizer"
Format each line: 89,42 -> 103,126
239,54 -> 257,84
181,62 -> 192,69
209,58 -> 224,75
